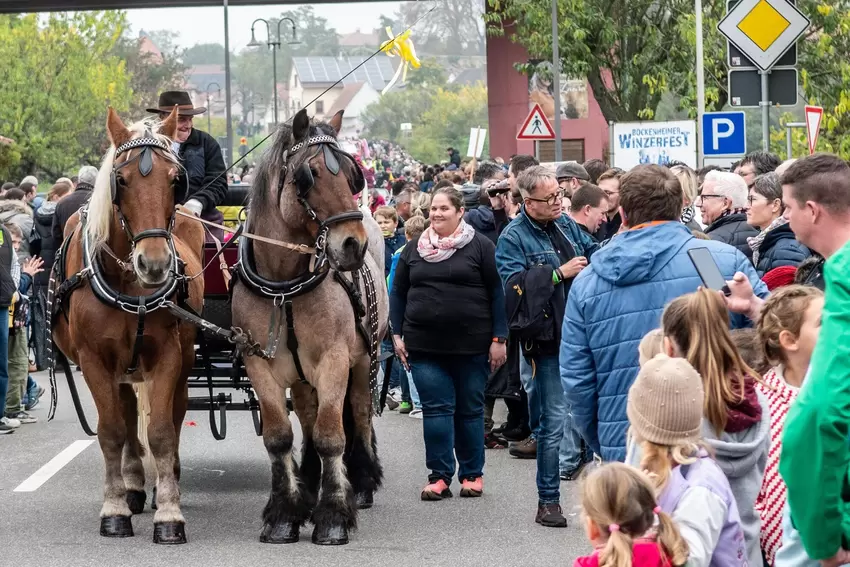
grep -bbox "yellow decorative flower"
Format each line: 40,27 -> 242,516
379,27 -> 421,94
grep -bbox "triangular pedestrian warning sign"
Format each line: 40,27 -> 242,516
517,104 -> 556,140
805,105 -> 823,155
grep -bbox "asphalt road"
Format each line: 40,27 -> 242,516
0,371 -> 589,566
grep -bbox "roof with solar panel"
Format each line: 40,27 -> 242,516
292,56 -> 400,90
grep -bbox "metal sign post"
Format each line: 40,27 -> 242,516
760,71 -> 770,150
785,121 -> 806,159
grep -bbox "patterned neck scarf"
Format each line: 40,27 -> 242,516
748,215 -> 788,265
417,220 -> 475,263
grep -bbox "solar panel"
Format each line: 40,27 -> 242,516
292,56 -> 400,89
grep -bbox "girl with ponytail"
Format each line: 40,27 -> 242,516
576,463 -> 688,567
661,289 -> 769,567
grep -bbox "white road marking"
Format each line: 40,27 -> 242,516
14,440 -> 95,492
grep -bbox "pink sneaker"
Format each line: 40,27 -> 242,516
460,477 -> 483,498
421,479 -> 452,501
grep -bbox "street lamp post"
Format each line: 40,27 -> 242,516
248,17 -> 299,125
205,82 -> 221,134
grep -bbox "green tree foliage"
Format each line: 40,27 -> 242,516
406,58 -> 449,88
362,83 -> 489,164
487,0 -> 850,158
0,12 -> 132,179
183,42 -> 226,66
115,31 -> 187,121
486,0 -> 693,122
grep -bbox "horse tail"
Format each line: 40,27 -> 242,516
342,369 -> 383,498
134,382 -> 156,477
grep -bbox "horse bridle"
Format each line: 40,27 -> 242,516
277,134 -> 365,263
111,135 -> 187,247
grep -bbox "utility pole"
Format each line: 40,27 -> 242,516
551,0 -> 562,162
223,0 -> 233,167
696,0 -> 705,168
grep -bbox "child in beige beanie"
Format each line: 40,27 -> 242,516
625,354 -> 745,567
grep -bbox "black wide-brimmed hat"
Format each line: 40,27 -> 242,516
146,90 -> 207,116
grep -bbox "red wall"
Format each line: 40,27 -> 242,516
486,26 -> 610,162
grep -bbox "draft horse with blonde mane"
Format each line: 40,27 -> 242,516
231,108 -> 388,545
50,107 -> 204,544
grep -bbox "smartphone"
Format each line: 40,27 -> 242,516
688,247 -> 731,295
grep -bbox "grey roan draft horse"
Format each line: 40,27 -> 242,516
231,108 -> 389,545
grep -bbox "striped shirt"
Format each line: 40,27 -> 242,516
755,365 -> 800,566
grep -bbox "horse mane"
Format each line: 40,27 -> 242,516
86,119 -> 181,251
249,118 -> 340,220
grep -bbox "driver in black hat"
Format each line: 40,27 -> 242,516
147,91 -> 227,239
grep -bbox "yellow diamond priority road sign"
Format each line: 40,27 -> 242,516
718,0 -> 809,71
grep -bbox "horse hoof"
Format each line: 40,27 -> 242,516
126,490 -> 146,515
151,486 -> 157,510
356,491 -> 374,509
100,515 -> 134,538
259,521 -> 300,544
311,523 -> 349,546
153,522 -> 187,545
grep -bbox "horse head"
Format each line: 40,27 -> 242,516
282,108 -> 368,272
87,107 -> 183,286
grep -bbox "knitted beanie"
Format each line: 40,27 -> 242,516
627,354 -> 704,446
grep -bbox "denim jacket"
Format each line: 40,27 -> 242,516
496,209 -> 598,354
495,208 -> 598,289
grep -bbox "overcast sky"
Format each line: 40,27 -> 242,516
126,3 -> 407,51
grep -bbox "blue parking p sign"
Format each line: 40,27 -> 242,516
702,111 -> 746,156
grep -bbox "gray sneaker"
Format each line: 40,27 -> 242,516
0,415 -> 21,430
6,411 -> 37,424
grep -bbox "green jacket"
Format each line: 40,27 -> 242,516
779,240 -> 850,560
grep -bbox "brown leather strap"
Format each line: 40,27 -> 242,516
175,210 -> 316,254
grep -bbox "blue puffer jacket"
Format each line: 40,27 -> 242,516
559,221 -> 769,462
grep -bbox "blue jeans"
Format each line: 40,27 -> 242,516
405,368 -> 421,409
0,310 -> 10,416
519,354 -> 567,505
381,338 -> 401,390
521,357 -> 540,439
775,504 -> 819,567
559,398 -> 587,472
410,353 -> 487,484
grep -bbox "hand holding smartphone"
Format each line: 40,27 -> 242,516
688,247 -> 731,296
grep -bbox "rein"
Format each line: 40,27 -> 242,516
174,210 -> 316,254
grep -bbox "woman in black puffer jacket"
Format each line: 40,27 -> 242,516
746,172 -> 810,276
29,182 -> 70,369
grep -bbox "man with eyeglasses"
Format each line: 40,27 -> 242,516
735,150 -> 781,189
495,165 -> 597,529
699,170 -> 759,260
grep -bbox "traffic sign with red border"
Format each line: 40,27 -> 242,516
517,104 -> 556,140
